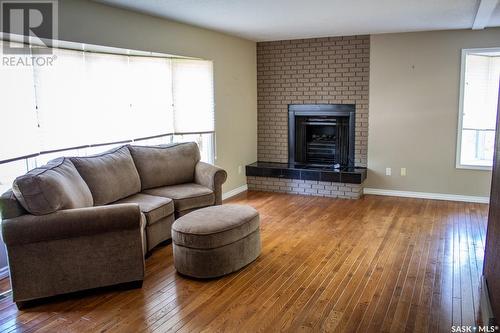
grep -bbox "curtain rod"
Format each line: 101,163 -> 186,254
0,38 -> 204,61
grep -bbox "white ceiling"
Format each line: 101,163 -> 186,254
98,0 -> 500,41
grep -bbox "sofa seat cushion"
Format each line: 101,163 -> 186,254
172,204 -> 260,249
71,146 -> 141,206
12,158 -> 93,215
113,193 -> 173,225
144,183 -> 214,213
128,143 -> 201,190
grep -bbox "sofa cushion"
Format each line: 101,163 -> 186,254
144,183 -> 214,213
71,146 -> 141,206
172,204 -> 260,249
128,143 -> 201,190
12,158 -> 93,215
113,193 -> 174,225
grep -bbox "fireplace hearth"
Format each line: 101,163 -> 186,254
288,104 -> 355,167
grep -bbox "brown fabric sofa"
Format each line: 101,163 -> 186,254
0,142 -> 227,307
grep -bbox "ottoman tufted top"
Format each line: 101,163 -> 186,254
172,204 -> 260,249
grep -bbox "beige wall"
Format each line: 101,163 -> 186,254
58,0 -> 257,193
58,1 -> 499,197
368,28 -> 500,197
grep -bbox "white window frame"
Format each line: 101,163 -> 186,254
456,47 -> 500,171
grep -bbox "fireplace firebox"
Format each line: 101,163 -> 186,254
288,104 -> 355,167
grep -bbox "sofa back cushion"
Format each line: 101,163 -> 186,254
128,142 -> 201,190
12,158 -> 93,215
71,146 -> 141,205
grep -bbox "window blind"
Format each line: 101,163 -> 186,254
0,42 -> 39,162
463,55 -> 500,130
0,44 -> 215,163
172,59 -> 214,134
33,48 -> 89,151
129,56 -> 174,140
83,52 -> 132,145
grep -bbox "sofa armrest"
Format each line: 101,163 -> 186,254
0,189 -> 26,220
2,203 -> 141,246
194,162 -> 227,205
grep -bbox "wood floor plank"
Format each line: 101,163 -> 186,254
262,206 -> 382,330
353,217 -> 410,332
366,216 -> 420,331
385,214 -> 427,333
401,212 -> 435,333
437,202 -> 455,333
412,201 -> 441,333
323,211 -> 403,332
459,204 -> 476,327
0,192 -> 489,332
452,203 -> 463,328
427,200 -> 448,333
202,202 -> 370,332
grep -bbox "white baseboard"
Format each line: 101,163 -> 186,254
363,188 -> 490,203
0,266 -> 9,280
222,184 -> 248,201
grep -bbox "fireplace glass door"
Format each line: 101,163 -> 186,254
304,118 -> 337,164
295,116 -> 350,166
288,104 -> 355,168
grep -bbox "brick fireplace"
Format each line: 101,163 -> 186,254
247,35 -> 369,199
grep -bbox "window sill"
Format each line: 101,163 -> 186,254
456,164 -> 492,171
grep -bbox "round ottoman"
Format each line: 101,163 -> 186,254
171,204 -> 261,278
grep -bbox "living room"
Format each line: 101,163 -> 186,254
0,0 -> 499,331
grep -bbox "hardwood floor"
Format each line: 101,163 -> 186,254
0,277 -> 10,295
0,191 -> 489,332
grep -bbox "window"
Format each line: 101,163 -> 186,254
457,48 -> 500,170
0,40 -> 215,189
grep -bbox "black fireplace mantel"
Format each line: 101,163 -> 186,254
289,104 -> 355,114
